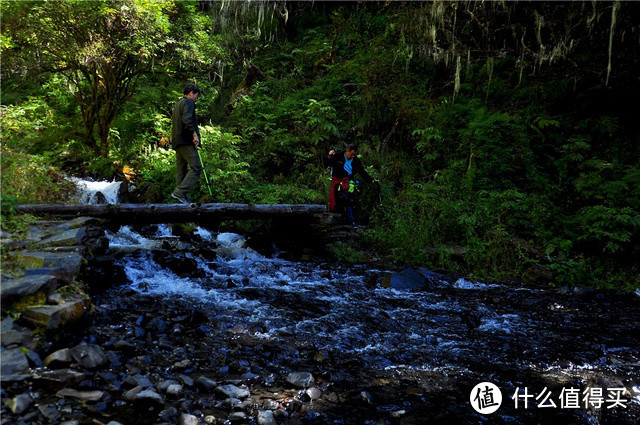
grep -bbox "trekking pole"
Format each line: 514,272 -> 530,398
197,148 -> 213,196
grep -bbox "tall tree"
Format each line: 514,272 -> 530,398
2,0 -> 172,157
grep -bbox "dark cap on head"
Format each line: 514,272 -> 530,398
347,143 -> 359,152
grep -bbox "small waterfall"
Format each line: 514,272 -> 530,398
70,177 -> 121,204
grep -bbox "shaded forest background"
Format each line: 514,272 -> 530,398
2,0 -> 639,289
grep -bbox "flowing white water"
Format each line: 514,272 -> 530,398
106,226 -> 640,404
106,224 -> 548,377
70,177 -> 122,204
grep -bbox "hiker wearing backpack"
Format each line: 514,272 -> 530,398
327,143 -> 378,228
170,83 -> 202,204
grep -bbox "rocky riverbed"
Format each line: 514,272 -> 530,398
2,218 -> 640,425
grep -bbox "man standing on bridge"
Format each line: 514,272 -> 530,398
171,83 -> 202,204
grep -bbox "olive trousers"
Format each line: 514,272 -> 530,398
173,145 -> 202,198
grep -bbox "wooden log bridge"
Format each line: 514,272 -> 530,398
15,203 -> 330,224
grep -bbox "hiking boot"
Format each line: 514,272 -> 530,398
171,193 -> 190,204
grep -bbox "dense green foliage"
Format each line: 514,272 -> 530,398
2,1 -> 639,289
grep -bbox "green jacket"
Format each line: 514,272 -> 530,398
171,97 -> 200,149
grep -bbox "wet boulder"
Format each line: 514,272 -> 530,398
216,384 -> 250,399
82,255 -> 128,291
35,227 -> 87,248
286,372 -> 314,388
166,384 -> 184,397
124,374 -> 154,389
152,250 -> 204,278
229,412 -> 247,421
1,275 -> 58,306
134,389 -> 164,406
12,251 -> 83,282
43,348 -> 73,368
146,316 -> 168,333
0,348 -> 30,379
306,387 -> 322,400
258,410 -> 277,425
57,388 -> 105,402
70,343 -> 107,369
180,413 -> 199,425
33,368 -> 85,391
196,375 -> 218,391
21,294 -> 91,328
5,393 -> 33,414
1,318 -> 35,350
381,268 -> 428,291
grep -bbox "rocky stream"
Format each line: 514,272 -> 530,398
1,180 -> 639,425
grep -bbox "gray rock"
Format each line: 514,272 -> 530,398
178,373 -> 195,387
60,421 -> 81,425
1,348 -> 30,377
135,389 -> 164,405
273,409 -> 288,419
42,246 -> 86,253
360,391 -> 374,404
197,375 -> 218,391
216,384 -> 250,399
146,316 -> 168,332
257,410 -> 277,425
43,348 -> 73,368
124,385 -> 143,400
1,329 -> 32,348
34,368 -> 85,387
306,387 -> 322,400
12,251 -> 83,277
6,393 -> 33,414
224,398 -> 243,408
37,403 -> 61,422
24,267 -> 75,284
167,384 -> 184,396
113,339 -> 136,352
125,374 -> 154,388
21,295 -> 91,328
229,412 -> 247,421
25,349 -> 42,368
64,217 -> 100,229
1,317 -> 14,332
157,379 -> 179,392
180,413 -> 199,425
26,225 -> 45,243
70,343 -> 107,369
36,227 -> 86,247
47,293 -> 62,305
286,372 -> 314,388
381,268 -> 428,291
57,388 -> 105,401
1,274 -> 58,305
172,359 -> 191,370
159,406 -> 179,421
106,422 -> 125,425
